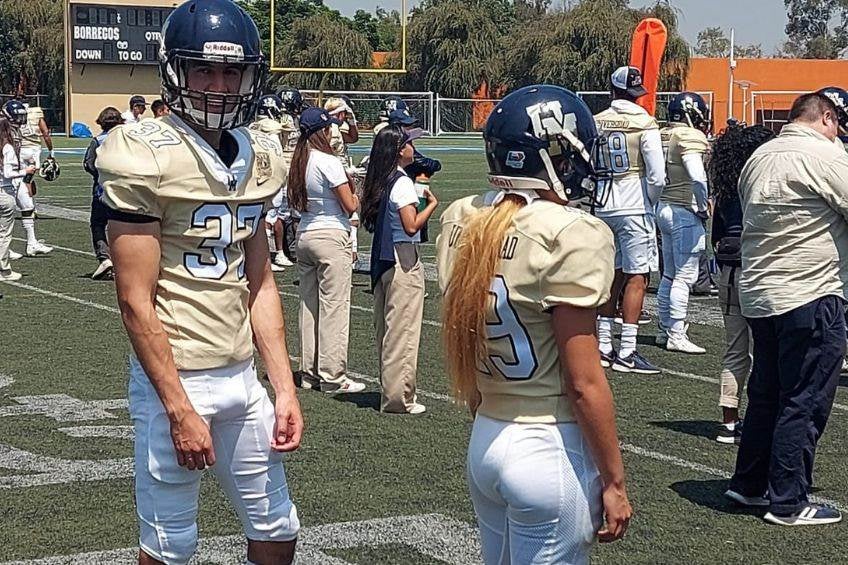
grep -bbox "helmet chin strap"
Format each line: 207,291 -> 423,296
537,148 -> 567,200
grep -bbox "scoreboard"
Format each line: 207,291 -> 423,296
70,4 -> 175,65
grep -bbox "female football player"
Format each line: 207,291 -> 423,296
437,85 -> 631,564
288,106 -> 365,393
361,125 -> 438,414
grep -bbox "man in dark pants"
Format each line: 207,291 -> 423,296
725,92 -> 848,526
83,107 -> 123,280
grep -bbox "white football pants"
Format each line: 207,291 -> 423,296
129,357 -> 299,565
467,414 -> 602,565
656,202 -> 706,330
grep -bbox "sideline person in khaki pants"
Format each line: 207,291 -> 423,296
707,123 -> 775,445
288,107 -> 365,393
361,125 -> 438,414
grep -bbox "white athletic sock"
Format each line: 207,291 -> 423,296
619,323 -> 639,358
22,218 -> 36,246
598,317 -> 614,355
670,318 -> 686,335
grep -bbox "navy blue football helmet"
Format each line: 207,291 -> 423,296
668,92 -> 710,132
2,100 -> 27,126
159,0 -> 267,130
484,85 -> 611,206
257,94 -> 284,120
818,86 -> 848,134
278,86 -> 304,116
379,96 -> 407,121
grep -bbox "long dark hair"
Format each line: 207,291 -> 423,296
707,124 -> 775,204
288,127 -> 335,212
361,125 -> 406,232
0,117 -> 20,166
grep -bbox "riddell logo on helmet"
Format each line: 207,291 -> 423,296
203,42 -> 245,61
489,176 -> 516,188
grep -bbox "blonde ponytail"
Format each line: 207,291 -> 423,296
442,195 -> 525,405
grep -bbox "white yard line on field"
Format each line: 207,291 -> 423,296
13,237 -> 848,413
3,277 -> 848,514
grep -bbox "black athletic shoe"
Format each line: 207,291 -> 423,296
600,350 -> 615,369
612,351 -> 661,374
716,420 -> 743,445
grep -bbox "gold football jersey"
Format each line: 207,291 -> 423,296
660,123 -> 709,208
20,106 -> 44,148
437,193 -> 615,424
279,114 -> 299,169
329,122 -> 351,168
97,114 -> 286,371
594,107 -> 658,178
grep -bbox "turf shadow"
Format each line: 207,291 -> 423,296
670,479 -> 763,517
650,419 -> 719,442
330,391 -> 381,410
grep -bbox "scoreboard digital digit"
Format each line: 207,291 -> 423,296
71,4 -> 175,65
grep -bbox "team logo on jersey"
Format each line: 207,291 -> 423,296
505,151 -> 525,169
255,152 -> 272,184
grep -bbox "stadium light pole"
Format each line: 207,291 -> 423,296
728,28 -> 737,120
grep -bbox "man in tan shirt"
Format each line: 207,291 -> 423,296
726,92 -> 848,527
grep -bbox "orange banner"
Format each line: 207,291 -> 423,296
630,18 -> 668,116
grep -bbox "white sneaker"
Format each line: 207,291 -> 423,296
8,250 -> 22,261
92,259 -> 113,280
274,253 -> 294,268
0,271 -> 22,281
270,262 -> 286,272
26,242 -> 53,256
408,403 -> 427,415
321,378 -> 366,393
666,332 -> 706,354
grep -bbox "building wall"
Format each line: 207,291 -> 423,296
66,0 -> 180,132
685,58 -> 848,131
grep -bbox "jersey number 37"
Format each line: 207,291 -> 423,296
184,202 -> 264,280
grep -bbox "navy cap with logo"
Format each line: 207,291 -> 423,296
129,95 -> 147,107
611,66 -> 648,98
299,106 -> 341,138
387,108 -> 417,126
401,127 -> 424,144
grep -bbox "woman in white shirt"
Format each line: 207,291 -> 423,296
288,107 -> 365,393
0,118 -> 29,280
361,126 -> 438,414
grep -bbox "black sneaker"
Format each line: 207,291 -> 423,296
764,504 -> 842,526
600,350 -> 615,369
612,351 -> 661,374
716,420 -> 743,445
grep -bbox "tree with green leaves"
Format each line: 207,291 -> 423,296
402,0 -> 516,98
499,0 -> 689,94
694,27 -> 762,58
782,0 -> 848,58
0,0 -> 63,119
273,12 -> 374,90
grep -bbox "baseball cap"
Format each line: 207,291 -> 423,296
611,66 -> 648,98
299,106 -> 341,138
387,108 -> 417,126
129,95 -> 147,107
401,127 -> 424,144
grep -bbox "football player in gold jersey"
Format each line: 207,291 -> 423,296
655,93 -> 711,354
437,85 -> 631,564
99,1 -> 301,563
594,66 -> 666,374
